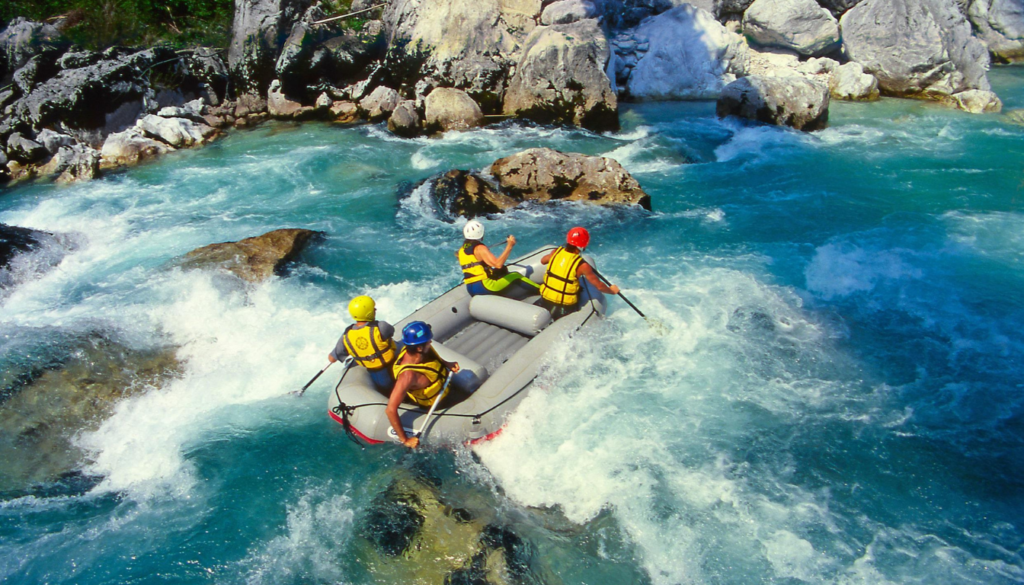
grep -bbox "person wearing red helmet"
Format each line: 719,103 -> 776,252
539,227 -> 620,320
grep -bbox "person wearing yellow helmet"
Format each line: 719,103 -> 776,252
328,295 -> 398,390
457,219 -> 540,297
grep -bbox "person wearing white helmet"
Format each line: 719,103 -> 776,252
456,219 -> 540,297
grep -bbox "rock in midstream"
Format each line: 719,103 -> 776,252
0,335 -> 181,494
717,75 -> 830,131
180,228 -> 322,283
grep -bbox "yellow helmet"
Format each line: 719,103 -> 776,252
348,295 -> 376,321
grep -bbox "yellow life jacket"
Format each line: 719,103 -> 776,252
458,241 -> 487,284
342,321 -> 397,370
540,247 -> 584,306
392,347 -> 450,407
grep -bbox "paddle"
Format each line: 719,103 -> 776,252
412,370 -> 455,443
591,268 -> 668,334
293,357 -> 351,397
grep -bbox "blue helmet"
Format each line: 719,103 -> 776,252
402,321 -> 433,346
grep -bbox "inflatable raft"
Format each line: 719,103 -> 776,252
328,246 -> 607,445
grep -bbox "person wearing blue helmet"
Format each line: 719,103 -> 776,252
386,321 -> 460,448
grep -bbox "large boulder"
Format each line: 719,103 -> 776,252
359,85 -> 402,121
717,75 -> 830,130
968,0 -> 1024,62
99,127 -> 175,169
423,88 -> 484,133
228,0 -> 314,94
618,5 -> 749,100
181,228 -> 321,282
829,61 -> 879,100
742,0 -> 840,56
0,18 -> 64,78
431,170 -> 519,217
37,144 -> 101,183
6,133 -> 48,163
950,89 -> 1003,113
382,0 -> 540,111
388,100 -> 422,137
840,0 -> 993,98
490,148 -> 651,209
136,115 -> 218,148
541,0 -> 600,25
503,20 -> 618,132
267,79 -> 315,118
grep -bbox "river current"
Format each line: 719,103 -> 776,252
1,67 -> 1023,584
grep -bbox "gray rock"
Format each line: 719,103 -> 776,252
182,49 -> 230,103
10,48 -> 170,133
315,92 -> 333,111
37,143 -> 101,183
503,19 -> 618,131
156,105 -> 208,124
491,148 -> 651,209
424,88 -> 484,133
0,18 -> 64,77
716,0 -> 756,16
35,129 -> 75,154
623,5 -> 749,100
100,127 -> 175,169
717,75 -> 830,130
829,61 -> 879,100
388,100 -> 422,137
6,133 -> 48,163
743,0 -> 840,56
383,0 -> 539,111
968,0 -> 1024,62
359,86 -> 401,121
58,51 -> 101,70
137,115 -> 217,148
330,100 -> 359,123
267,79 -> 315,118
13,53 -> 59,94
541,0 -> 599,24
228,0 -> 314,94
840,0 -> 992,97
950,89 -> 1003,113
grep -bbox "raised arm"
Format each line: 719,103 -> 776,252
474,236 -> 517,269
578,262 -> 620,295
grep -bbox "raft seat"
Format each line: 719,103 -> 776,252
431,341 -> 487,394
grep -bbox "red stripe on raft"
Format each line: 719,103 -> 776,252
328,410 -> 384,445
467,425 -> 505,446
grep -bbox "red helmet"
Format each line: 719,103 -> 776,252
566,227 -> 590,249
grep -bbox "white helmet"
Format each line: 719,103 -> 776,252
463,219 -> 485,240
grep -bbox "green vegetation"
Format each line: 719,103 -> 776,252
1,0 -> 234,50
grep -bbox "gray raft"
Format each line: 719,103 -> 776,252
328,246 -> 607,445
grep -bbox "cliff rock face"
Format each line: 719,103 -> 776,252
616,5 -> 749,100
490,148 -> 651,209
840,0 -> 992,97
503,20 -> 618,132
968,0 -> 1024,62
228,0 -> 314,94
717,75 -> 830,130
383,0 -> 538,111
0,17 -> 64,78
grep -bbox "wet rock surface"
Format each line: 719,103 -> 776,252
0,334 -> 181,494
181,228 -> 322,282
717,74 -> 830,131
490,148 -> 651,209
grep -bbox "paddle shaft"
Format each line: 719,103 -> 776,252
591,267 -> 647,318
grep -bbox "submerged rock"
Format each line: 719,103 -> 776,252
181,228 -> 321,282
490,148 -> 652,209
0,335 -> 181,494
717,75 -> 830,131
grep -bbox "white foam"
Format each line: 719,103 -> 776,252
805,243 -> 921,300
714,123 -> 808,163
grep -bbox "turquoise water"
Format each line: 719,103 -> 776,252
1,66 -> 1023,584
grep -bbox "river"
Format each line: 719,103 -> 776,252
1,67 -> 1023,584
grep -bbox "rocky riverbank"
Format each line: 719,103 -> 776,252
2,0 -> 1020,188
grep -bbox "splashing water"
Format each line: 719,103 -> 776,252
1,68 -> 1024,584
